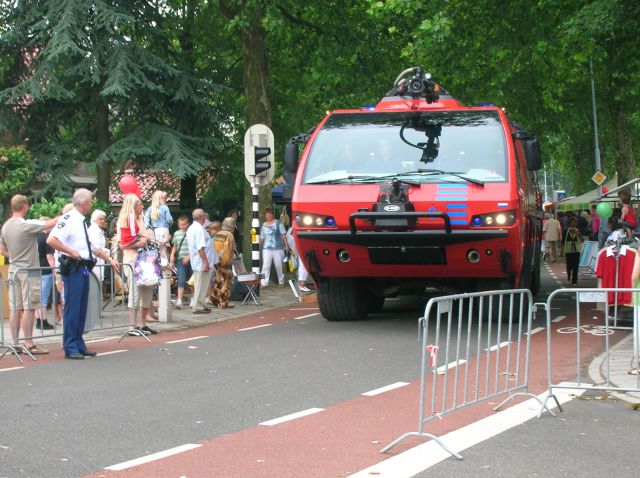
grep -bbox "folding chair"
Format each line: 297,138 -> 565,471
578,240 -> 599,279
232,258 -> 263,306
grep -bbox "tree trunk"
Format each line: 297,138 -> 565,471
96,99 -> 111,203
239,8 -> 273,264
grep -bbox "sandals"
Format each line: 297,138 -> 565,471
27,345 -> 49,355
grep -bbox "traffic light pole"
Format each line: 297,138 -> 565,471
250,178 -> 261,274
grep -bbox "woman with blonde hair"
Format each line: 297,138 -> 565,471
117,194 -> 156,336
144,190 -> 173,244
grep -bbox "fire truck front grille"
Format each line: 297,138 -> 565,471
368,246 -> 446,265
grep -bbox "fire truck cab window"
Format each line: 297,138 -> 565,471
303,110 -> 507,184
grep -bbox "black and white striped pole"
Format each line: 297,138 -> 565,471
250,180 -> 260,273
244,124 -> 275,274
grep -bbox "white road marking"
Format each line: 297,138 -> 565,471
0,366 -> 25,372
292,313 -> 320,320
105,444 -> 201,471
287,307 -> 319,310
435,360 -> 468,373
86,336 -> 119,343
553,315 -> 567,323
238,324 -> 272,331
525,327 -> 545,336
259,408 -> 324,426
486,341 -> 510,352
362,382 -> 410,396
98,350 -> 128,356
165,336 -> 208,344
348,385 -> 588,478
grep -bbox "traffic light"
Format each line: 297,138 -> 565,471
244,124 -> 275,186
254,146 -> 272,175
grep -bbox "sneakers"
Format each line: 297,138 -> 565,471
36,319 -> 54,330
299,284 -> 311,293
175,300 -> 183,309
128,327 -> 150,336
140,325 -> 157,335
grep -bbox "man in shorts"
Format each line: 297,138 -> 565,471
0,195 -> 59,355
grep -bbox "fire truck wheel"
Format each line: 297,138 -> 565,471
317,278 -> 368,321
368,295 -> 386,313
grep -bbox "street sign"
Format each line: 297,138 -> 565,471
244,124 -> 275,186
592,170 -> 606,186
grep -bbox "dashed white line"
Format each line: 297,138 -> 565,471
292,313 -> 320,320
525,327 -> 545,336
260,408 -> 324,427
104,444 -> 201,471
165,336 -> 208,344
287,307 -> 319,310
435,360 -> 468,373
0,366 -> 25,372
98,349 -> 128,356
553,315 -> 567,323
238,324 -> 272,332
362,382 -> 410,396
259,408 -> 324,426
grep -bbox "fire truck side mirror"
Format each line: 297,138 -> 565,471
523,136 -> 541,171
283,140 -> 299,185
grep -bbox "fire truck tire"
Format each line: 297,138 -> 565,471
318,278 -> 368,321
530,246 -> 541,296
368,295 -> 385,313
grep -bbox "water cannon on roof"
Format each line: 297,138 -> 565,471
387,67 -> 445,103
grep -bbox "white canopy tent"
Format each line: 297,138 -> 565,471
554,175 -> 618,212
554,175 -> 640,212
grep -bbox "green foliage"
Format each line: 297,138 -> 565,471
26,197 -> 71,220
0,145 -> 33,200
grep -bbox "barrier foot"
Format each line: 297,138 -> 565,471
0,345 -> 26,364
493,392 -> 557,417
537,393 -> 562,418
381,431 -> 463,460
117,328 -> 152,343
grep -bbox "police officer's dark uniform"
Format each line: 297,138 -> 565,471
48,203 -> 118,359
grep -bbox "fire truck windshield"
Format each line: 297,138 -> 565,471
303,110 -> 507,185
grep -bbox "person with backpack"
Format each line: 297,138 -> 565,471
210,217 -> 236,309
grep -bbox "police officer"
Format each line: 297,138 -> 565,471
47,189 -> 120,360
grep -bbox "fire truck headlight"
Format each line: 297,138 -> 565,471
296,213 -> 337,229
470,210 -> 516,227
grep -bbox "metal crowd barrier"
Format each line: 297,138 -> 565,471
539,287 -> 640,416
382,289 -> 553,459
0,263 -> 149,363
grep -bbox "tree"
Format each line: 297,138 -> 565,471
0,0 -> 230,202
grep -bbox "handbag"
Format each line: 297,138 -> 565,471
134,247 -> 161,286
287,251 -> 298,273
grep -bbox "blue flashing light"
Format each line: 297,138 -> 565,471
360,105 -> 376,110
326,217 -> 336,227
472,217 -> 482,226
474,102 -> 496,107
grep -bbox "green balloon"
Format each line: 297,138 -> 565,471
596,202 -> 613,219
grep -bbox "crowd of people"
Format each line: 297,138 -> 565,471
543,192 -> 639,286
0,189 -> 310,360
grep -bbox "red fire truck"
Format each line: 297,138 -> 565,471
283,67 -> 543,320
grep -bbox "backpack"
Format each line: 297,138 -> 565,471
214,231 -> 234,266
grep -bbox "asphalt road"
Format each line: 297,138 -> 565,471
0,262 -> 632,478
